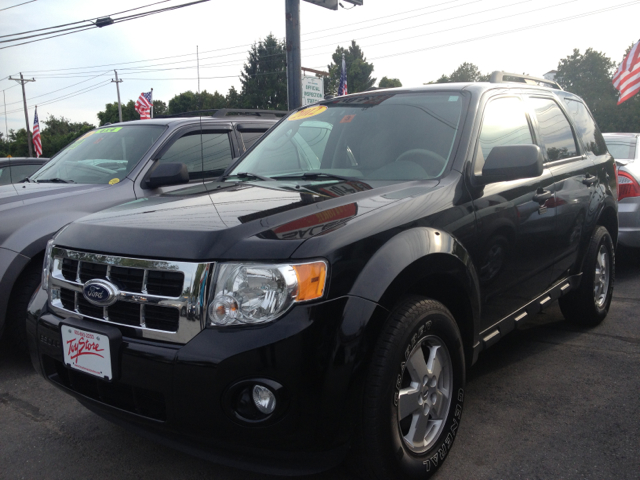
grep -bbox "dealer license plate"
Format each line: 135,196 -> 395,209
61,325 -> 112,380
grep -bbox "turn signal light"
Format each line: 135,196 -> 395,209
293,262 -> 327,301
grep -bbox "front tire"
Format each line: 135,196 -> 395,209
6,262 -> 42,351
353,297 -> 466,479
559,226 -> 614,326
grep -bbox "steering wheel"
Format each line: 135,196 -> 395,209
395,149 -> 447,177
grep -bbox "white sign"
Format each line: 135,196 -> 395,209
62,325 -> 112,380
302,76 -> 325,106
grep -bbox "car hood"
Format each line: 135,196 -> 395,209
0,181 -> 131,255
55,179 -> 441,261
0,182 -> 112,212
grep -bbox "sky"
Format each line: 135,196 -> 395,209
1,0 -> 639,135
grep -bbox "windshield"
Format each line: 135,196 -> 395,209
31,125 -> 166,185
603,136 -> 636,160
230,92 -> 466,182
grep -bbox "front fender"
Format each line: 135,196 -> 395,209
350,227 -> 481,363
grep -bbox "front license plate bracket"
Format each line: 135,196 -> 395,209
60,318 -> 122,382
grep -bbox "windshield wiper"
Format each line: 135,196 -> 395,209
219,172 -> 273,182
34,178 -> 75,184
273,172 -> 358,182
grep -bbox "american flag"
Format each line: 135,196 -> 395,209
32,107 -> 42,158
135,91 -> 153,119
613,39 -> 640,105
338,54 -> 348,96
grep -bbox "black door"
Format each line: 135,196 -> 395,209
470,95 -> 557,330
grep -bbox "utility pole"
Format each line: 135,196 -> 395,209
111,70 -> 123,123
150,88 -> 154,119
3,90 -> 7,140
285,0 -> 302,110
8,72 -> 35,157
197,45 -> 200,93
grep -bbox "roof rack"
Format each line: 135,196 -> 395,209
489,71 -> 563,90
156,108 -> 288,119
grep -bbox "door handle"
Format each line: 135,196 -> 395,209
582,174 -> 597,186
533,189 -> 552,203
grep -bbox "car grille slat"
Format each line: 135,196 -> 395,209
145,305 -> 180,332
79,262 -> 108,283
147,271 -> 184,297
61,259 -> 78,281
110,266 -> 144,292
108,301 -> 141,327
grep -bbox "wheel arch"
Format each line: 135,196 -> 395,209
596,203 -> 618,246
350,227 -> 481,367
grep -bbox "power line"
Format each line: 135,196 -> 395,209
367,1 -> 640,62
0,0 -> 36,12
0,0 -> 210,50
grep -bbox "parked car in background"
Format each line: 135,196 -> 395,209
0,157 -> 49,185
603,133 -> 640,247
0,109 -> 283,347
28,73 -> 617,479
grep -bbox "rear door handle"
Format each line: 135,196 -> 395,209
582,174 -> 597,186
533,189 -> 553,203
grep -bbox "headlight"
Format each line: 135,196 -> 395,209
208,261 -> 327,326
42,239 -> 54,292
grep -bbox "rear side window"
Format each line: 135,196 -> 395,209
0,167 -> 8,185
529,97 -> 578,161
478,97 -> 533,160
240,131 -> 265,150
603,137 -> 636,160
11,164 -> 42,183
563,99 -> 607,155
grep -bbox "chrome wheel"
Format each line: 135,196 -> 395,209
397,335 -> 453,453
594,244 -> 610,308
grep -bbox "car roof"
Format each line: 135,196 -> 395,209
100,110 -> 284,129
0,157 -> 48,165
324,81 -> 583,103
602,132 -> 640,137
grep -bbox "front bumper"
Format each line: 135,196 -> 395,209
28,291 -> 387,475
618,197 -> 640,247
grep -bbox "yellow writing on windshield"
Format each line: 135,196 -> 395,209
288,105 -> 327,121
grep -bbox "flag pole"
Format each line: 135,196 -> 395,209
150,88 -> 154,118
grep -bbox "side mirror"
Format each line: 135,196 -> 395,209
474,144 -> 543,186
143,162 -> 189,189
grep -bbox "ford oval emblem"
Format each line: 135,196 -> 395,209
82,279 -> 120,307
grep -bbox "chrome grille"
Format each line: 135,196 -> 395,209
48,247 -> 212,344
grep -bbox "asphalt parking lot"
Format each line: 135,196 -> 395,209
1,249 -> 639,480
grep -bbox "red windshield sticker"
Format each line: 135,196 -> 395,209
340,114 -> 356,123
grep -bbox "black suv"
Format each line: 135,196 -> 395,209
0,109 -> 282,346
28,73 -> 617,479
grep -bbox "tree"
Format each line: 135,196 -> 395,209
40,115 -> 93,157
0,116 -> 94,158
167,90 -> 227,114
153,100 -> 167,116
378,77 -> 402,88
436,62 -> 489,83
97,100 -> 138,125
325,41 -> 376,96
556,47 -> 640,132
226,86 -> 243,108
239,33 -> 288,110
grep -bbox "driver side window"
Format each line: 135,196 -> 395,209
157,131 -> 233,181
476,97 -> 533,174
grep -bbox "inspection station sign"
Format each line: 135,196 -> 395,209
302,76 -> 324,106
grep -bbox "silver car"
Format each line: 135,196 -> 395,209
603,133 -> 640,247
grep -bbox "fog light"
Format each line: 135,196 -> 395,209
252,384 -> 276,414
